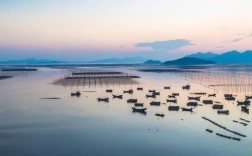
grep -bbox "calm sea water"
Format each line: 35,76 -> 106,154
0,66 -> 251,156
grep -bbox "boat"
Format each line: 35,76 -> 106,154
152,92 -> 160,95
212,104 -> 223,109
167,99 -> 177,103
187,102 -> 198,107
188,96 -> 200,101
97,98 -> 109,102
137,87 -> 143,90
112,94 -> 123,99
168,95 -> 176,98
181,107 -> 193,112
155,113 -> 165,118
71,91 -> 81,97
127,99 -> 137,103
241,106 -> 249,114
135,103 -> 144,107
232,137 -> 241,141
182,85 -> 190,90
146,94 -> 156,98
237,101 -> 250,106
203,100 -> 213,104
150,101 -> 161,106
132,107 -> 147,112
168,106 -> 180,111
217,110 -> 229,115
208,94 -> 216,97
106,89 -> 113,93
245,95 -> 252,100
148,90 -> 156,93
206,129 -> 213,133
172,93 -> 179,96
225,96 -> 235,101
190,92 -> 207,95
123,89 -> 133,94
164,86 -> 170,89
224,94 -> 234,97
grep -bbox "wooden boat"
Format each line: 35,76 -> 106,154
187,102 -> 198,107
146,94 -> 156,98
206,129 -> 213,133
237,101 -> 250,106
172,93 -> 179,96
168,106 -> 180,111
190,92 -> 207,95
127,99 -> 137,103
112,94 -> 123,99
181,107 -> 193,112
135,103 -> 144,107
188,96 -> 200,101
148,90 -> 156,93
217,110 -> 229,115
182,85 -> 190,90
164,86 -> 170,89
150,101 -> 161,106
208,94 -> 216,97
168,95 -> 176,98
137,87 -> 143,90
132,107 -> 147,112
224,94 -> 234,97
245,95 -> 252,100
123,89 -> 133,94
71,91 -> 81,97
155,113 -> 165,118
241,106 -> 249,114
152,92 -> 160,95
203,100 -> 213,104
167,99 -> 177,103
225,96 -> 235,101
106,89 -> 113,93
212,104 -> 223,109
97,98 -> 109,102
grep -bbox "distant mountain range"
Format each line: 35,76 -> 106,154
87,56 -> 146,64
144,60 -> 162,65
0,58 -> 65,65
187,50 -> 252,64
162,57 -> 215,65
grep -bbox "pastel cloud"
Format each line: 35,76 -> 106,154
135,39 -> 193,51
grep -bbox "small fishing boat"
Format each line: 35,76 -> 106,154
203,100 -> 213,104
212,104 -> 223,109
132,107 -> 147,112
187,102 -> 198,107
208,94 -> 216,97
166,99 -> 177,103
146,94 -> 156,98
135,103 -> 144,107
168,106 -> 180,111
106,89 -> 113,93
150,101 -> 161,106
191,92 -> 207,95
206,129 -> 213,133
127,99 -> 138,103
188,96 -> 200,101
182,85 -> 190,90
237,101 -> 250,106
172,93 -> 179,96
148,90 -> 156,93
168,95 -> 176,98
225,96 -> 235,101
241,106 -> 249,114
71,91 -> 81,97
97,98 -> 109,102
123,89 -> 133,94
112,94 -> 123,99
181,107 -> 193,112
152,92 -> 160,95
217,110 -> 229,115
155,113 -> 165,118
245,95 -> 252,100
137,87 -> 143,90
164,86 -> 170,89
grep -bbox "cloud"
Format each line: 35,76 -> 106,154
135,39 -> 192,51
231,38 -> 245,42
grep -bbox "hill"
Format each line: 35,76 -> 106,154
144,60 -> 162,65
162,57 -> 215,65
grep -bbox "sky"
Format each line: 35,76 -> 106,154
0,0 -> 252,61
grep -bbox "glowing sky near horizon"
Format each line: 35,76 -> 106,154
0,0 -> 252,61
